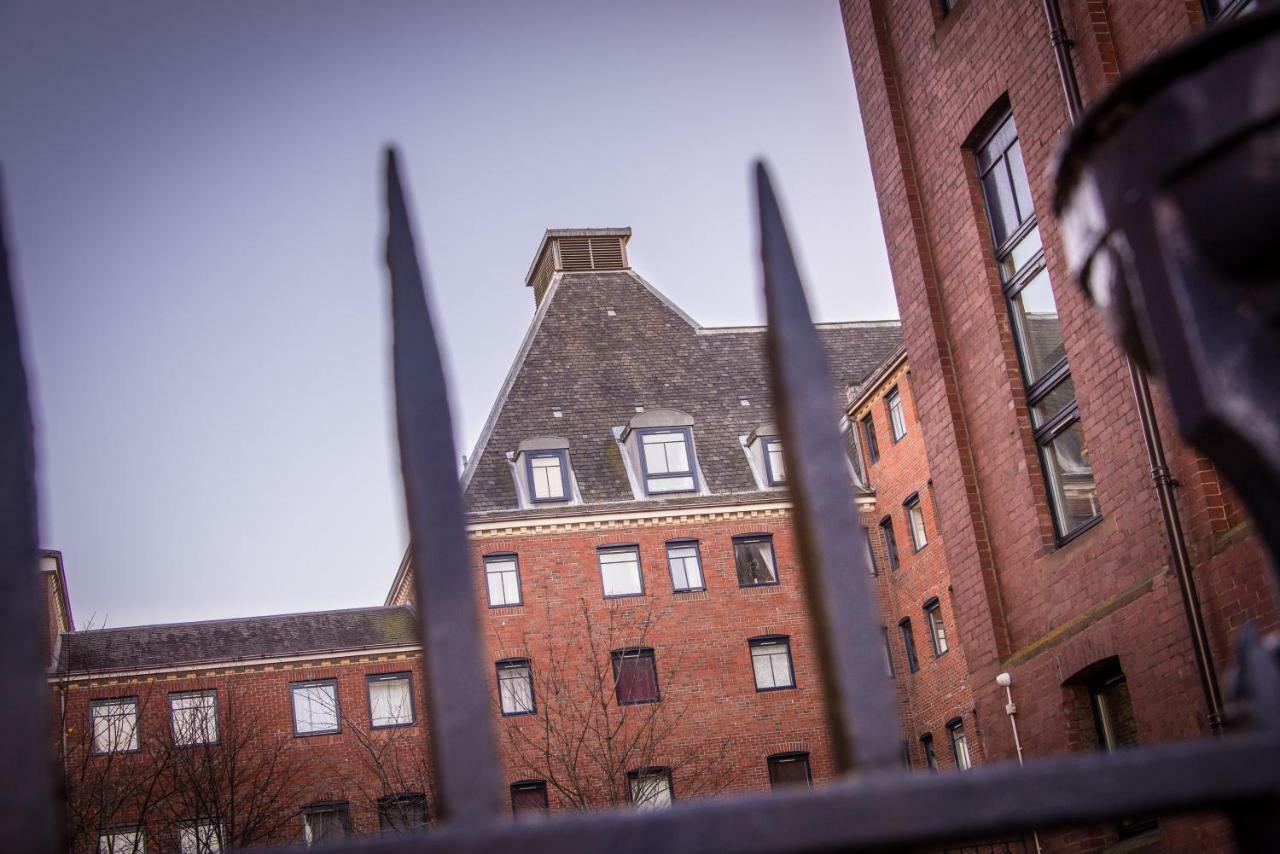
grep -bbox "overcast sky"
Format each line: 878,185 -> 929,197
1,1 -> 896,628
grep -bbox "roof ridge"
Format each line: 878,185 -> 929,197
66,603 -> 411,636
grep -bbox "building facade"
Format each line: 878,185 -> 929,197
840,1 -> 1277,851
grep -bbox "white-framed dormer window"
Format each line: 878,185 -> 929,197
762,437 -> 785,485
742,425 -> 785,490
509,438 -> 578,508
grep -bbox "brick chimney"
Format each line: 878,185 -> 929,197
524,228 -> 631,307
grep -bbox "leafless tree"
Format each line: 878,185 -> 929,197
497,598 -> 734,811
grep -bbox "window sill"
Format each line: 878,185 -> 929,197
755,684 -> 797,693
673,589 -> 708,600
488,603 -> 525,612
603,592 -> 647,601
500,710 -> 537,719
1054,513 -> 1104,550
370,721 -> 416,730
293,729 -> 342,738
738,582 -> 782,593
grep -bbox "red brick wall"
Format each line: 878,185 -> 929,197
55,653 -> 430,852
840,1 -> 1278,850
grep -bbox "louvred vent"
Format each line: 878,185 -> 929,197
526,228 -> 631,307
556,236 -> 625,272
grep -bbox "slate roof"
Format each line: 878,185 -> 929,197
461,269 -> 901,517
55,605 -> 418,674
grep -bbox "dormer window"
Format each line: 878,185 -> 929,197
743,425 -> 785,490
762,437 -> 785,486
527,450 -> 569,502
639,428 -> 697,494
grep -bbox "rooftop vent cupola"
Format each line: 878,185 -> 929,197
525,227 -> 631,307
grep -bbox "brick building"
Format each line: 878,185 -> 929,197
840,1 -> 1276,850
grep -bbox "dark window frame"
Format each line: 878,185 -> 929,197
899,618 -> 920,674
627,766 -> 675,807
597,544 -> 646,599
880,516 -> 900,571
636,426 -> 699,496
903,492 -> 928,552
921,732 -> 938,771
886,386 -> 907,442
611,647 -> 660,706
1202,0 -> 1257,21
510,780 -> 549,815
862,525 -> 878,576
302,800 -> 352,845
733,533 -> 780,588
168,688 -> 220,747
665,539 -> 706,593
377,792 -> 429,835
290,678 -> 341,737
947,717 -> 971,770
861,413 -> 880,464
525,449 -> 571,504
98,825 -> 146,854
483,552 -> 523,609
882,626 -> 895,678
748,635 -> 797,692
90,696 -> 141,755
496,658 -> 536,717
366,671 -> 417,729
767,751 -> 813,790
761,436 -> 786,486
924,598 -> 949,658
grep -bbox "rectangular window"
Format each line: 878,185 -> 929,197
905,494 -> 928,551
1203,0 -> 1258,20
749,637 -> 796,691
1089,665 -> 1157,836
368,673 -> 414,727
511,781 -> 549,815
628,768 -> 673,809
762,436 -> 786,485
291,679 -> 339,736
921,733 -> 938,771
612,648 -> 659,705
484,554 -> 522,608
169,691 -> 218,746
666,541 -> 704,592
598,546 -> 644,598
178,821 -> 222,854
91,698 -> 139,753
925,599 -> 949,656
887,387 -> 906,441
948,719 -> 972,770
527,450 -> 569,502
378,794 -> 428,834
733,534 -> 778,587
302,803 -> 351,847
900,619 -> 920,674
862,526 -> 877,576
841,418 -> 867,487
976,111 -> 1098,541
99,828 -> 145,854
497,659 -> 535,716
880,518 -> 900,571
881,626 -> 895,677
767,752 -> 812,790
639,428 -> 697,494
861,414 -> 880,464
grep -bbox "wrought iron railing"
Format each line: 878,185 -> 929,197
3,10 -> 1280,851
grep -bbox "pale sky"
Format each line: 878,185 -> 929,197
0,0 -> 897,628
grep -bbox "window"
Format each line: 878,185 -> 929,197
767,752 -> 812,790
941,0 -> 958,14
841,418 -> 867,487
170,691 -> 218,746
900,619 -> 920,674
861,414 -> 880,464
762,436 -> 786,485
881,626 -> 895,677
976,110 -> 1098,541
628,768 -> 673,809
497,659 -> 535,716
638,428 -> 697,494
99,828 -> 145,854
368,673 -> 415,727
612,648 -> 659,705
862,525 -> 877,576
1088,663 -> 1157,837
526,450 -> 569,502
1203,0 -> 1258,20
484,553 -> 522,608
666,540 -> 705,592
925,598 -> 949,656
921,733 -> 938,771
378,794 -> 428,834
733,534 -> 778,587
178,821 -> 223,853
904,494 -> 928,551
749,636 -> 796,691
598,546 -> 644,598
880,517 -> 900,571
291,679 -> 339,736
91,698 -> 139,753
302,802 -> 351,847
510,781 -> 549,815
948,718 -> 972,770
886,387 -> 906,441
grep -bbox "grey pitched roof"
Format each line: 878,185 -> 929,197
56,605 -> 418,674
462,269 -> 901,516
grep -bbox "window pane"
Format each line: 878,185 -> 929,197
1006,140 -> 1035,224
599,549 -> 642,596
928,605 -> 949,655
511,783 -> 549,815
950,725 -> 972,770
179,823 -> 222,854
1042,420 -> 1099,536
768,754 -> 811,789
999,226 -> 1043,282
642,432 -> 690,475
977,115 -> 1017,173
908,504 -> 927,550
862,415 -> 879,463
614,651 -> 659,704
1030,375 -> 1076,429
734,537 -> 777,586
1009,268 -> 1066,384
378,795 -> 428,834
498,663 -> 534,715
901,621 -> 919,673
485,557 -> 520,607
982,163 -> 1020,247
765,439 -> 786,483
888,391 -> 906,440
171,692 -> 218,745
293,683 -> 338,734
667,544 -> 702,591
881,521 -> 899,570
530,455 -> 564,499
646,474 -> 696,493
304,806 -> 350,846
370,677 -> 413,726
630,771 -> 672,809
92,700 -> 139,753
100,830 -> 145,854
751,640 -> 794,690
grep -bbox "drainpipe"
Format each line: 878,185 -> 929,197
997,673 -> 1043,854
1039,0 -> 1225,733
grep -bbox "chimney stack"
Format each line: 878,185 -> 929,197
525,228 -> 631,307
